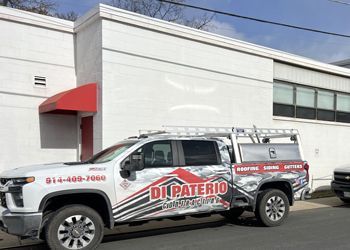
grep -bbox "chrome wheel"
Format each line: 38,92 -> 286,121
57,215 -> 95,249
265,196 -> 285,221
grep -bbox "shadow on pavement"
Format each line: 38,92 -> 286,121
1,214 -> 266,249
103,214 -> 261,244
304,196 -> 344,207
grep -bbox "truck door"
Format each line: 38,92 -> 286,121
113,140 -> 232,222
114,140 -> 179,222
175,140 -> 232,212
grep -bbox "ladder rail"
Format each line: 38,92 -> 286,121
138,125 -> 300,143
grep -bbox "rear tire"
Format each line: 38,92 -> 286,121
255,189 -> 289,227
45,205 -> 104,250
221,208 -> 244,221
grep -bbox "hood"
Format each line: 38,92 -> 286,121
334,165 -> 350,173
0,162 -> 88,178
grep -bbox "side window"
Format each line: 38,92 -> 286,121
142,141 -> 173,168
181,140 -> 220,166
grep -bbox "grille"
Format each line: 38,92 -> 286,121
334,172 -> 350,183
0,192 -> 7,208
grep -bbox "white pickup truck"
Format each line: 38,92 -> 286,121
0,126 -> 310,249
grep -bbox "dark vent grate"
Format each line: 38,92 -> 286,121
34,76 -> 46,87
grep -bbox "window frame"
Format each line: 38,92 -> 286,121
177,140 -> 222,166
273,80 -> 350,124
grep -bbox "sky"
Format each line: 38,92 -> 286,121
56,0 -> 350,63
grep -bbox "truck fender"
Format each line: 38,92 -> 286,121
252,179 -> 294,210
38,189 -> 114,229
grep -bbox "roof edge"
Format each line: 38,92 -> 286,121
0,5 -> 73,33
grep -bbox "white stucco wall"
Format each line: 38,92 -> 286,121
0,17 -> 77,171
100,19 -> 274,148
75,19 -> 103,153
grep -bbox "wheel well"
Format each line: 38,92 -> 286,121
258,181 -> 293,205
41,192 -> 113,229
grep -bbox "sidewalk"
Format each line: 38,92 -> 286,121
0,197 -> 345,249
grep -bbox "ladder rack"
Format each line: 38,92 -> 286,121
138,125 -> 304,163
139,125 -> 299,140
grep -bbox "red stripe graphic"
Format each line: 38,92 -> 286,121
234,161 -> 305,175
116,168 -> 219,206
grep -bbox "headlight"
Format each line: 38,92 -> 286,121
11,177 -> 35,185
0,177 -> 35,208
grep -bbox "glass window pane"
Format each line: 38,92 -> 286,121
296,87 -> 315,108
317,110 -> 335,122
337,94 -> 350,112
273,83 -> 294,105
273,103 -> 295,117
317,90 -> 334,110
337,112 -> 350,123
182,141 -> 219,166
143,141 -> 173,167
296,107 -> 316,119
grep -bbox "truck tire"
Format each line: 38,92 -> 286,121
45,205 -> 104,250
221,208 -> 244,221
255,189 -> 289,227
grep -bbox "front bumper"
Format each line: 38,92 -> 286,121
0,206 -> 42,238
331,181 -> 350,199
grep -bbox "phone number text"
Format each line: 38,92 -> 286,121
46,175 -> 106,184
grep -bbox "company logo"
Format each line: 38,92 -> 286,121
120,179 -> 131,190
345,176 -> 350,180
150,181 -> 228,200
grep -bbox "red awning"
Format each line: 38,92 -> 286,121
39,83 -> 97,114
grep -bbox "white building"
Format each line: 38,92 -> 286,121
1,4 -> 350,191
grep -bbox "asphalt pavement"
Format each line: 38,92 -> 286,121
1,197 -> 349,250
99,203 -> 350,250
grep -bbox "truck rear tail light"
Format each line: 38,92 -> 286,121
304,162 -> 310,181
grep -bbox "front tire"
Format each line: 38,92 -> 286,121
255,189 -> 289,227
45,205 -> 104,250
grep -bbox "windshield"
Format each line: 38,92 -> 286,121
87,141 -> 136,164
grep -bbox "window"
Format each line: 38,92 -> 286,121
317,90 -> 335,121
273,83 -> 294,117
273,81 -> 350,123
273,83 -> 294,105
142,141 -> 173,168
182,140 -> 219,166
296,87 -> 316,119
336,94 -> 350,123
